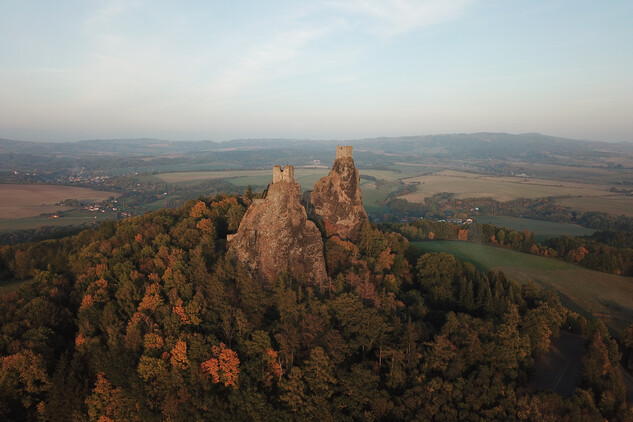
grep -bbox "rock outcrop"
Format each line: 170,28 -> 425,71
228,165 -> 328,287
309,145 -> 368,242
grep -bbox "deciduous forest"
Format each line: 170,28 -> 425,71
1,193 -> 631,420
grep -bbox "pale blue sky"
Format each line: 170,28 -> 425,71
1,0 -> 632,142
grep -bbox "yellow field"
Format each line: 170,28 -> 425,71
401,170 -> 610,202
0,184 -> 116,219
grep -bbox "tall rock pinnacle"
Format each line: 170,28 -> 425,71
309,145 -> 368,242
228,165 -> 328,287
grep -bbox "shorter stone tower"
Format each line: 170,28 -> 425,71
227,163 -> 328,287
272,165 -> 294,183
336,145 -> 353,159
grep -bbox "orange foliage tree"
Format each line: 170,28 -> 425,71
570,246 -> 589,263
200,343 -> 240,388
169,339 -> 189,370
189,201 -> 210,218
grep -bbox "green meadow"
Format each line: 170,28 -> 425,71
0,209 -> 116,234
413,240 -> 633,335
475,215 -> 595,242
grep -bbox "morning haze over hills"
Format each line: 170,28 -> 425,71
2,0 -> 633,420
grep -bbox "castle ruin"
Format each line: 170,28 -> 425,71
272,165 -> 294,183
310,144 -> 367,241
336,145 -> 353,159
227,162 -> 328,286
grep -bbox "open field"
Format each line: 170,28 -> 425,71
361,169 -> 421,181
0,209 -> 117,234
360,181 -> 388,212
109,161 -> 246,176
413,241 -> 633,334
556,195 -> 633,217
156,169 -> 272,184
155,168 -> 332,190
156,168 -> 418,184
507,161 -> 633,185
401,170 -> 610,203
0,184 -> 117,219
154,168 -> 413,203
475,216 -> 595,241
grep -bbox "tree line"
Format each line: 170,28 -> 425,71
384,219 -> 633,276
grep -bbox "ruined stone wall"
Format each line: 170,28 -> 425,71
272,165 -> 295,183
336,145 -> 353,159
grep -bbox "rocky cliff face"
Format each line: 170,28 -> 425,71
310,146 -> 368,242
228,172 -> 328,287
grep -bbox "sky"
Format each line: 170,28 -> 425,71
0,0 -> 632,143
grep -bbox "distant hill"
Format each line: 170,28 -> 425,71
2,133 -> 633,173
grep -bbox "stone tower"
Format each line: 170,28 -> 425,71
272,165 -> 294,183
309,145 -> 368,241
336,145 -> 353,159
228,165 -> 328,287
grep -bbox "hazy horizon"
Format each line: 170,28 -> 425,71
1,131 -> 627,145
1,1 -> 632,143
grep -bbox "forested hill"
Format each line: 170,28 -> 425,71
3,132 -> 633,173
0,194 -> 631,420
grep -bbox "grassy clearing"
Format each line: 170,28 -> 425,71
359,169 -> 411,182
0,184 -> 117,219
360,182 -> 386,209
155,169 -> 331,190
413,241 -> 571,271
294,171 -> 331,190
360,180 -> 401,213
110,161 -> 245,176
508,161 -> 633,185
401,170 -> 609,203
156,170 -> 272,184
557,195 -> 633,217
475,216 -> 595,241
225,175 -> 273,189
0,209 -> 117,234
413,240 -> 633,334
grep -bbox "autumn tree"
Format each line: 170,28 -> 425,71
0,350 -> 50,420
200,342 -> 240,388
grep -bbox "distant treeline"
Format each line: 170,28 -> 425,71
382,219 -> 633,276
385,193 -> 633,233
0,225 -> 95,246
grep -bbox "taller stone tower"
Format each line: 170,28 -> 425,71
309,145 -> 368,242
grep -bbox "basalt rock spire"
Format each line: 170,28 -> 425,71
309,145 -> 368,242
228,165 -> 328,287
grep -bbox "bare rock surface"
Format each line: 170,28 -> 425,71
229,171 -> 328,286
310,146 -> 368,242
